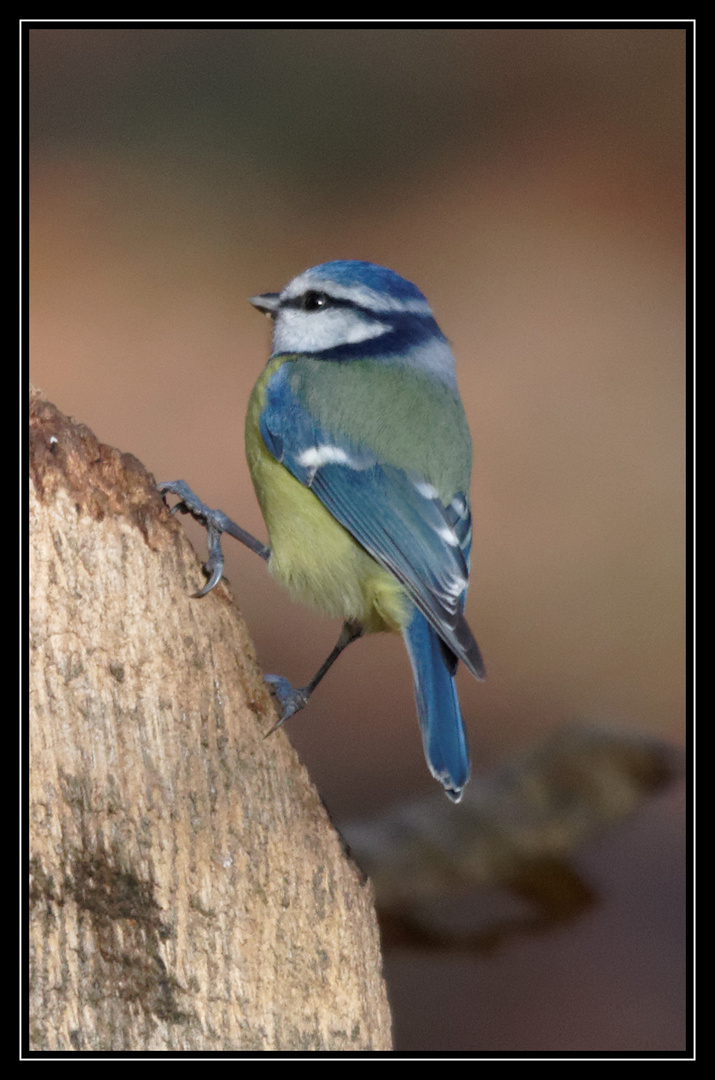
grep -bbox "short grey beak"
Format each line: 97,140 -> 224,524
249,292 -> 280,317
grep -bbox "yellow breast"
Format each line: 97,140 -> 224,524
245,357 -> 409,635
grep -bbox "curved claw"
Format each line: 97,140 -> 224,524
263,675 -> 311,736
159,480 -> 270,596
193,521 -> 226,597
159,480 -> 228,595
193,561 -> 224,598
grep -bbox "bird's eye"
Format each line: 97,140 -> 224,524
302,290 -> 330,311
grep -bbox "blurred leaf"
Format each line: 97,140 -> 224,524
342,722 -> 681,951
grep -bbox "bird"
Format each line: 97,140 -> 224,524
160,260 -> 485,800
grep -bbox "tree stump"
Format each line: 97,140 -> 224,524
28,387 -> 392,1052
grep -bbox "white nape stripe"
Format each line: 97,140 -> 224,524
394,335 -> 458,386
296,445 -> 352,470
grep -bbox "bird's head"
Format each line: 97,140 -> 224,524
250,260 -> 455,381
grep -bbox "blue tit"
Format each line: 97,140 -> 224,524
160,260 -> 485,801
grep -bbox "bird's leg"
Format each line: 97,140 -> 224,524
264,620 -> 364,735
160,481 -> 363,732
158,479 -> 270,596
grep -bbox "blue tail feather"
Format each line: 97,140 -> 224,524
403,607 -> 470,801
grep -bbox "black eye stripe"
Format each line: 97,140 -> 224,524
303,290 -> 328,311
279,291 -> 437,327
282,290 -> 356,312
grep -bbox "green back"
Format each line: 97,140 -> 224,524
284,357 -> 472,501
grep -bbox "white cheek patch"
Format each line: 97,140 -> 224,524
273,307 -> 390,353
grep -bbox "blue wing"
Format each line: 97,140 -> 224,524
260,363 -> 485,681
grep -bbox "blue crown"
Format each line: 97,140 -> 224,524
307,260 -> 428,304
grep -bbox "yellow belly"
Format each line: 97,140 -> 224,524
245,360 -> 409,635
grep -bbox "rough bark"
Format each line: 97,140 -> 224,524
28,387 -> 392,1052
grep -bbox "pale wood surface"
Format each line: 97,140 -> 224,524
28,387 -> 392,1052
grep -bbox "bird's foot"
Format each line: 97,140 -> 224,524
158,479 -> 270,596
158,480 -> 229,596
263,675 -> 312,736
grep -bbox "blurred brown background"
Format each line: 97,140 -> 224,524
28,25 -> 688,1053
